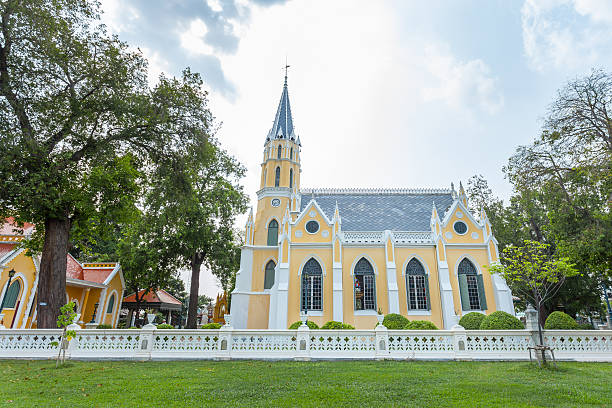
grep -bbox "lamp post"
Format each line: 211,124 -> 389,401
0,268 -> 16,315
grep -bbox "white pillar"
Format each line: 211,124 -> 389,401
230,247 -> 254,329
438,261 -> 458,329
332,262 -> 343,322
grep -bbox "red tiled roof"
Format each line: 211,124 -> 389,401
0,243 -> 17,260
66,254 -> 84,280
0,218 -> 35,235
82,268 -> 114,284
66,254 -> 115,284
123,289 -> 182,305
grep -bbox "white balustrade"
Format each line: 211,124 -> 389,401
1,328 -> 611,362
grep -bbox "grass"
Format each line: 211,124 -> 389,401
1,360 -> 611,407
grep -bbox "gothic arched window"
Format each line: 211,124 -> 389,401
267,219 -> 278,246
354,258 -> 376,310
406,258 -> 430,310
290,147 -> 293,160
106,294 -> 115,314
289,169 -> 293,188
458,258 -> 487,311
3,279 -> 21,309
277,145 -> 282,159
301,258 -> 322,311
264,260 -> 276,290
275,167 -> 280,187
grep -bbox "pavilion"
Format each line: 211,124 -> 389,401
122,289 -> 182,326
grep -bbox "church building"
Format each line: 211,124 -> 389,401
231,74 -> 514,330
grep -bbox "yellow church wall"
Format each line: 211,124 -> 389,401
488,241 -> 498,262
250,248 -> 278,292
1,250 -> 36,328
446,248 -> 498,316
393,247 -> 444,329
341,247 -> 388,329
253,197 -> 289,246
247,294 -> 270,328
287,247 -> 333,328
291,210 -> 332,244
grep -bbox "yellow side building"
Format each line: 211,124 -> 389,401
0,221 -> 124,328
231,74 -> 515,329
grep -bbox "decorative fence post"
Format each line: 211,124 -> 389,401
451,324 -> 470,360
66,315 -> 81,359
217,314 -> 233,360
0,313 -> 5,330
137,320 -> 156,360
295,313 -> 310,360
375,322 -> 389,360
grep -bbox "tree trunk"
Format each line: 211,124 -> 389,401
37,218 -> 71,328
186,255 -> 203,329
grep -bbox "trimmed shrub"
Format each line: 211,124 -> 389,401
479,311 -> 524,330
200,323 -> 222,329
577,323 -> 595,330
459,312 -> 486,330
96,324 -> 112,329
544,311 -> 578,330
128,326 -> 140,329
289,321 -> 319,329
321,321 -> 355,330
382,313 -> 410,330
406,320 -> 438,330
156,324 -> 174,329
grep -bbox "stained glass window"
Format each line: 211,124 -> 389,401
354,258 -> 376,310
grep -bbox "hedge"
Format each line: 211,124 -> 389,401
95,324 -> 112,329
321,321 -> 355,330
382,313 -> 410,330
544,311 -> 578,330
479,311 -> 524,330
200,323 -> 222,329
459,312 -> 486,330
289,321 -> 319,329
406,320 -> 438,330
156,324 -> 174,329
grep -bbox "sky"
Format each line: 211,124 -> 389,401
100,0 -> 612,297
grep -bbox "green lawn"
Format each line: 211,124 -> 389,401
1,360 -> 610,407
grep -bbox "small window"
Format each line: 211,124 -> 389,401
263,169 -> 267,186
275,167 -> 280,187
454,221 -> 468,235
277,145 -> 282,159
106,294 -> 115,314
3,279 -> 21,309
305,220 -> 319,234
267,219 -> 279,246
264,261 -> 276,289
354,258 -> 376,310
290,147 -> 293,160
289,169 -> 293,188
301,258 -> 322,311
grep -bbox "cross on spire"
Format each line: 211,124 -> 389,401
284,59 -> 290,85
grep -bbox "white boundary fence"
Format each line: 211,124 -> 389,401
1,325 -> 611,361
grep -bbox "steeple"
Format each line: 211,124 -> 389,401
266,73 -> 298,145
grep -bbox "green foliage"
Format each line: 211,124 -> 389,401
117,322 -> 127,329
156,324 -> 174,329
459,312 -> 486,330
96,324 -> 112,329
479,311 -> 524,330
200,323 -> 222,329
544,311 -> 578,330
406,320 -> 438,330
577,323 -> 595,330
320,321 -> 355,330
288,321 -> 319,329
56,302 -> 77,330
382,313 -> 410,329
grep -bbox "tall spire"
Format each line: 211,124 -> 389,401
266,71 -> 297,145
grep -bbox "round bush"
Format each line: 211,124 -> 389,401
200,323 -> 222,329
288,320 -> 319,329
406,320 -> 438,330
321,321 -> 355,330
156,323 -> 174,329
96,324 -> 112,329
479,311 -> 523,330
382,313 -> 410,330
459,312 -> 486,330
544,311 -> 578,330
577,322 -> 595,330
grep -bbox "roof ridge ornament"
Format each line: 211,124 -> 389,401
300,187 -> 453,195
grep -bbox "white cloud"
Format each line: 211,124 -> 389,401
521,0 -> 612,71
422,44 -> 504,115
179,19 -> 216,56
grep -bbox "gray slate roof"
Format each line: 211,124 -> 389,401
300,190 -> 454,231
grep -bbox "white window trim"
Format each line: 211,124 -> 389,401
353,310 -> 378,316
305,220 -> 319,235
453,220 -> 469,235
406,310 -> 432,316
303,311 -> 323,317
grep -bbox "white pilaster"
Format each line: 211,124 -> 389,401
384,231 -> 400,314
438,260 -> 458,329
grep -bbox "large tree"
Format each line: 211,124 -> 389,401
0,0 -> 213,327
